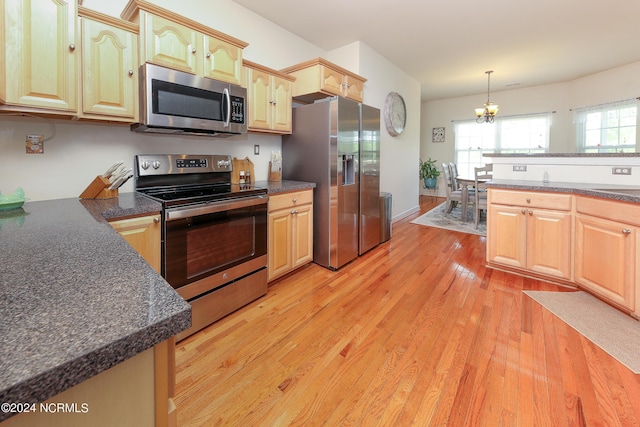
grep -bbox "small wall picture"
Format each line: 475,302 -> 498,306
432,127 -> 445,143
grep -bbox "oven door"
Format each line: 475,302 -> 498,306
164,195 -> 267,300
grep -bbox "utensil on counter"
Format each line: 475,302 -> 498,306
102,161 -> 124,179
109,169 -> 133,190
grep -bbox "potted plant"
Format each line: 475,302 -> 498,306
419,157 -> 440,189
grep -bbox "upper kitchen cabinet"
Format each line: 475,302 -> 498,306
244,60 -> 295,134
78,7 -> 139,121
0,0 -> 77,113
121,0 -> 247,86
281,58 -> 366,104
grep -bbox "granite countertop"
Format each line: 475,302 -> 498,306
485,153 -> 640,158
487,179 -> 640,204
0,193 -> 191,421
256,179 -> 316,194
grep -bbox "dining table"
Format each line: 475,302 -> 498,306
456,176 -> 490,221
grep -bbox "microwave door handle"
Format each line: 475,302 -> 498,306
223,87 -> 231,127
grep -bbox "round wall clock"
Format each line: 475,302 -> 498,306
384,92 -> 406,137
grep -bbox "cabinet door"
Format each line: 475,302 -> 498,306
575,214 -> 635,311
487,204 -> 527,269
81,18 -> 137,119
110,215 -> 161,273
527,209 -> 572,279
204,36 -> 242,85
268,209 -> 292,281
271,75 -> 292,133
319,65 -> 344,96
142,13 -> 200,75
293,204 -> 313,267
343,75 -> 364,102
2,0 -> 77,111
246,67 -> 272,130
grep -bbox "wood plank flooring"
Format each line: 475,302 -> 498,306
175,196 -> 640,426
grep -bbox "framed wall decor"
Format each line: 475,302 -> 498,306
432,127 -> 445,143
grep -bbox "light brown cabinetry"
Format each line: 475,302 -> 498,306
487,189 -> 572,280
121,0 -> 247,85
268,190 -> 313,282
281,57 -> 366,104
574,196 -> 637,312
0,0 -> 77,113
244,60 -> 295,134
109,213 -> 161,273
78,7 -> 139,121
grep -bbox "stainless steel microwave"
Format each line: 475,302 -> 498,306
131,63 -> 247,137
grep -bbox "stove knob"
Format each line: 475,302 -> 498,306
152,161 -> 161,169
140,161 -> 150,170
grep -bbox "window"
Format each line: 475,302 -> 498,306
454,113 -> 551,177
574,99 -> 638,153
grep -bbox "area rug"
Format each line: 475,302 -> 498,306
524,290 -> 640,374
411,202 -> 486,236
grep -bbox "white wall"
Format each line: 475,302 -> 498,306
0,0 -> 421,221
421,61 -> 640,196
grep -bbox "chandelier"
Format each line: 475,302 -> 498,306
475,70 -> 499,123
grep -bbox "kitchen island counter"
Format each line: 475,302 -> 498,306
0,193 -> 190,422
487,179 -> 640,204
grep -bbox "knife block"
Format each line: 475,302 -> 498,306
79,176 -> 118,199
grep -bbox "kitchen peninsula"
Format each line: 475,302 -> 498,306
485,153 -> 640,320
0,194 -> 191,427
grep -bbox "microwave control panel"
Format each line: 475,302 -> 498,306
230,96 -> 245,124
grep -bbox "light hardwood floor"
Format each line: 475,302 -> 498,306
175,196 -> 640,426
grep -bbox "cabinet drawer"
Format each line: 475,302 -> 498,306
489,189 -> 572,211
268,190 -> 313,212
576,196 -> 640,227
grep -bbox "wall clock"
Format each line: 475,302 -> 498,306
432,127 -> 445,142
383,92 -> 406,137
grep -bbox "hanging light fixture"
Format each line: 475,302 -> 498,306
475,70 -> 499,123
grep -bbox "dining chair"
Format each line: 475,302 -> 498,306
449,162 -> 460,190
442,162 -> 463,213
473,164 -> 493,228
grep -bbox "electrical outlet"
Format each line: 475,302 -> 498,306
254,145 -> 260,155
612,167 -> 632,175
513,165 -> 527,172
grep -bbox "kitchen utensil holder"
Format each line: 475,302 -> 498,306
268,161 -> 282,182
79,176 -> 118,199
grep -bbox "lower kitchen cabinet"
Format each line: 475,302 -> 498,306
268,190 -> 313,282
109,213 -> 161,273
574,196 -> 637,312
0,340 -> 175,427
487,189 -> 572,280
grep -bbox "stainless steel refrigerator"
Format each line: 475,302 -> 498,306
282,96 -> 381,270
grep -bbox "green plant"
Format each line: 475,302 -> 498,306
419,157 -> 440,180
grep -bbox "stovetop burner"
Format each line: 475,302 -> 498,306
134,154 -> 266,208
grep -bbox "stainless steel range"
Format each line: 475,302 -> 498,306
134,154 -> 268,341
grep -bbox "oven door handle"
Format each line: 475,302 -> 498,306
165,195 -> 268,221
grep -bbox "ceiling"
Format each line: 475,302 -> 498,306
233,0 -> 640,101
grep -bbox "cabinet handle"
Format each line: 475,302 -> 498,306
526,198 -> 531,203
521,209 -> 526,214
292,198 -> 297,203
291,209 -> 298,215
128,70 -> 134,76
529,210 -> 533,216
69,43 -> 76,51
192,48 -> 197,54
622,228 -> 632,235
206,52 -> 211,58
154,217 -> 160,224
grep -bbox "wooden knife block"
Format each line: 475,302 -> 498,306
79,175 -> 118,199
